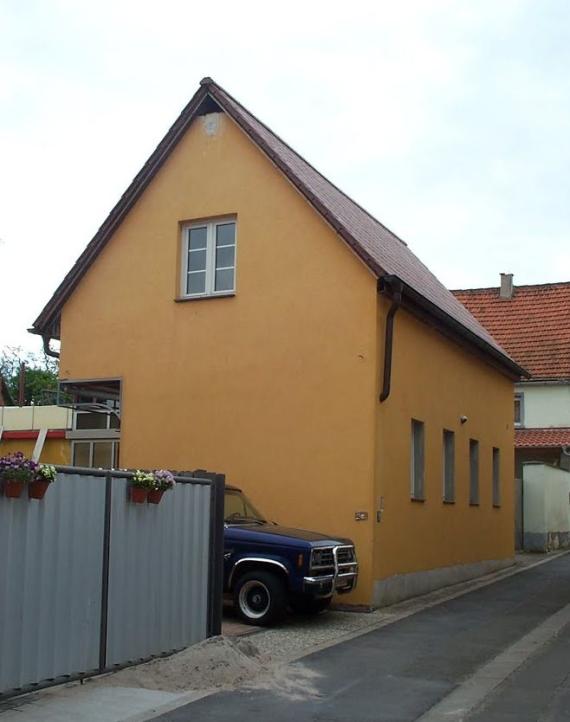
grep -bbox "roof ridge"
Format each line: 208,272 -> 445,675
31,76 -> 524,379
452,280 -> 570,293
203,79 -> 409,248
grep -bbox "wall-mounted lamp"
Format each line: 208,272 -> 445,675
460,415 -> 468,424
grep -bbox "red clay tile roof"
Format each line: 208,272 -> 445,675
453,282 -> 570,380
516,427 -> 570,448
31,78 -> 523,377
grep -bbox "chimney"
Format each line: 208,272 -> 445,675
499,273 -> 514,299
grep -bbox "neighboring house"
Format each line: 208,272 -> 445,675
30,78 -> 526,606
0,405 -> 72,464
453,276 -> 570,551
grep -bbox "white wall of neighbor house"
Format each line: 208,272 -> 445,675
523,463 -> 570,550
0,405 -> 72,431
516,383 -> 570,428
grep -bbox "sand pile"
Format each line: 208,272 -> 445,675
93,635 -> 321,700
97,636 -> 264,691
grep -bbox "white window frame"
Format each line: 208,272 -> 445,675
469,438 -> 480,506
492,447 -> 501,507
180,217 -> 237,298
410,419 -> 425,501
514,392 -> 524,427
442,429 -> 455,503
71,440 -> 120,469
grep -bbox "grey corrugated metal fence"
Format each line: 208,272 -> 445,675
0,467 -> 224,699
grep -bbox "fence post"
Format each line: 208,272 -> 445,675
207,473 -> 225,637
99,473 -> 113,671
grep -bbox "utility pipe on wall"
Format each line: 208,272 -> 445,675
379,276 -> 403,402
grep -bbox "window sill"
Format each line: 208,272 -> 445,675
175,293 -> 235,303
443,499 -> 455,505
469,502 -> 480,507
493,504 -> 502,509
410,497 -> 425,503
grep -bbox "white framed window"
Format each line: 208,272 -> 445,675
443,429 -> 455,503
411,419 -> 425,500
72,440 -> 119,469
181,218 -> 236,298
469,439 -> 479,506
514,393 -> 524,427
492,447 -> 501,507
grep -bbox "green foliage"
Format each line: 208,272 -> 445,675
132,469 -> 155,489
0,346 -> 59,406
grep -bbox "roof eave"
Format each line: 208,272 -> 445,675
380,275 -> 530,381
31,83 -> 213,336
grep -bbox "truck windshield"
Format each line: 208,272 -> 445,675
224,489 -> 267,524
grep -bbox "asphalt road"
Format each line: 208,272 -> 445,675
154,554 -> 570,721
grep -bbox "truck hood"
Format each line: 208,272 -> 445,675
225,523 -> 352,546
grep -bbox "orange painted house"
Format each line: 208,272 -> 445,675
31,78 -> 526,606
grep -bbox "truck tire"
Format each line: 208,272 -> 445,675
233,570 -> 287,626
290,595 -> 332,615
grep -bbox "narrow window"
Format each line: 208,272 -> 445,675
469,439 -> 479,505
443,429 -> 455,502
411,419 -> 425,500
493,447 -> 501,507
514,393 -> 524,427
181,219 -> 236,298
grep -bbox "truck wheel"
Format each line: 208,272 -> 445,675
290,595 -> 332,615
233,570 -> 287,626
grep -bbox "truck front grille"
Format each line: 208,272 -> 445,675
336,546 -> 356,564
311,547 -> 334,569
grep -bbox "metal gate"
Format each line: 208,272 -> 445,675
0,467 -> 224,698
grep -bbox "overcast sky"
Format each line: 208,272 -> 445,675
1,0 -> 569,353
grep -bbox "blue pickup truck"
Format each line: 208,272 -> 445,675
224,485 -> 358,625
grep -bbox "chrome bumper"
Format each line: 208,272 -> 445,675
303,545 -> 358,597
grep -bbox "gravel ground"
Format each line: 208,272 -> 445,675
242,553 -> 558,663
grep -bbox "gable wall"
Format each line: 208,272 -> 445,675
59,112 -> 379,602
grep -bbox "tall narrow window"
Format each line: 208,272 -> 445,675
469,439 -> 479,505
492,447 -> 501,507
181,218 -> 236,298
443,429 -> 455,502
411,419 -> 425,500
514,393 -> 524,427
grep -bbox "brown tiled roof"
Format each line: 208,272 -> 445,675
31,78 -> 523,377
516,427 -> 570,449
453,282 -> 570,380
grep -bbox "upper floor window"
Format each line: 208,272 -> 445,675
181,219 -> 236,298
514,392 -> 524,427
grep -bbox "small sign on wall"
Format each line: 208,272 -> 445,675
354,511 -> 368,521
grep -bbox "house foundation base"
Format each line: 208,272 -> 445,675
524,531 -> 570,552
373,557 -> 515,607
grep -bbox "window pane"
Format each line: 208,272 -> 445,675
216,245 -> 235,269
493,448 -> 501,506
188,249 -> 207,271
215,268 -> 234,292
216,223 -> 235,247
411,419 -> 424,499
73,442 -> 90,467
469,439 -> 479,505
188,226 -> 207,250
76,412 -> 108,430
187,271 -> 206,294
93,442 -> 113,469
443,430 -> 455,502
